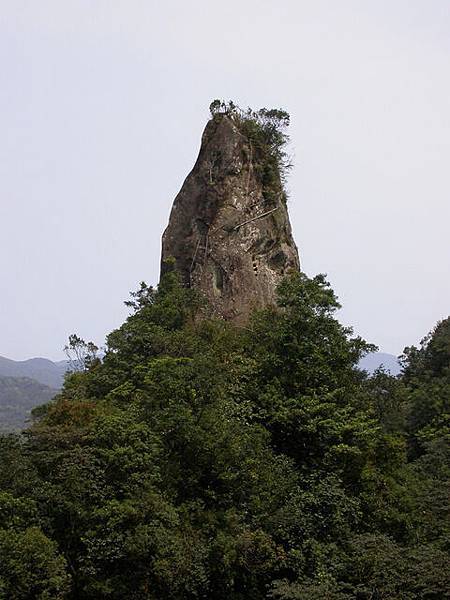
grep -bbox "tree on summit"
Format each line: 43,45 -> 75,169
64,334 -> 99,372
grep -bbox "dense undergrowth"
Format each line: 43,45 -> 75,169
0,271 -> 448,599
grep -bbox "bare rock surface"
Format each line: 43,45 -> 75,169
160,113 -> 300,323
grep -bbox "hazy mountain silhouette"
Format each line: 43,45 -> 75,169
0,375 -> 58,431
0,355 -> 68,389
359,352 -> 401,375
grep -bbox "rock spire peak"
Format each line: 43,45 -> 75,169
160,103 -> 300,322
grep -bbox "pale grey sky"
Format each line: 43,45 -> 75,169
1,0 -> 449,360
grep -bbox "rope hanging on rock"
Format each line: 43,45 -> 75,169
232,207 -> 279,231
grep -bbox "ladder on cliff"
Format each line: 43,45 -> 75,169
189,231 -> 209,276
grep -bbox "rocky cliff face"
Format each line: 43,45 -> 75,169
160,112 -> 300,323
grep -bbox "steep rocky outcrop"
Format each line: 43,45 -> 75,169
160,111 -> 300,323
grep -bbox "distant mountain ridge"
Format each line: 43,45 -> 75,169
0,355 -> 67,431
0,375 -> 58,431
358,352 -> 401,375
0,355 -> 68,389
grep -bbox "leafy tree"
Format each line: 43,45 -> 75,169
400,317 -> 450,458
0,527 -> 70,600
64,334 -> 99,372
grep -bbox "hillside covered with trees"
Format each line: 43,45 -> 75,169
0,271 -> 448,599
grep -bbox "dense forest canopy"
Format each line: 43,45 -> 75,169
0,270 -> 448,599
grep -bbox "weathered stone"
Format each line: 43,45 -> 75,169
160,113 -> 300,323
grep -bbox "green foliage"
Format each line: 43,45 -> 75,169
209,99 -> 292,202
400,316 -> 450,459
0,527 -> 70,599
0,275 -> 448,598
64,334 -> 99,372
401,317 -> 450,382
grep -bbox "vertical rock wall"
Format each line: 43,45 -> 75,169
160,113 -> 300,323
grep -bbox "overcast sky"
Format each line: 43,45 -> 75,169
1,0 -> 449,360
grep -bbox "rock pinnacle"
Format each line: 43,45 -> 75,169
161,106 -> 300,323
